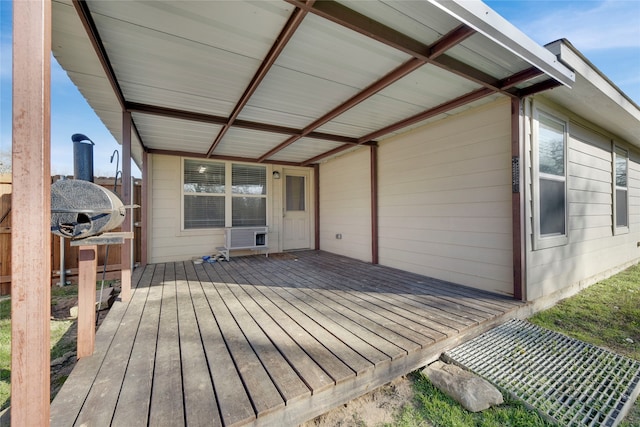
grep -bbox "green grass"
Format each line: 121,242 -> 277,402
529,263 -> 640,427
0,299 -> 10,413
389,372 -> 552,427
529,265 -> 640,361
0,289 -> 77,412
392,263 -> 640,427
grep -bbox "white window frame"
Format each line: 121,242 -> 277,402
181,158 -> 268,230
613,145 -> 629,234
532,107 -> 569,250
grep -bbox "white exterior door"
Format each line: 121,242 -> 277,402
283,171 -> 310,250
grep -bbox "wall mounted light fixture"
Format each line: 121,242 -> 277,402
272,171 -> 281,179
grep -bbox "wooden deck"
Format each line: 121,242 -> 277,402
50,251 -> 525,426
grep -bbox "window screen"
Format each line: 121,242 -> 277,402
183,160 -> 268,229
533,110 -> 569,250
232,164 -> 266,226
538,114 -> 566,238
183,160 -> 225,229
184,195 -> 225,229
615,148 -> 628,228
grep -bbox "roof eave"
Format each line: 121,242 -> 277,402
543,39 -> 640,147
428,0 -> 575,88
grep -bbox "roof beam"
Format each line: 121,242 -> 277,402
126,102 -> 363,144
500,67 -> 544,90
301,143 -> 358,166
72,0 -> 125,109
148,148 -> 308,167
357,87 -> 494,143
73,0 -> 146,154
256,22 -> 476,162
300,87 -> 493,165
300,61 -> 544,165
516,78 -> 562,97
205,3 -> 312,157
256,57 -> 426,162
287,0 -> 524,97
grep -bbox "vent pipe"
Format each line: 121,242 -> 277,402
72,133 -> 95,182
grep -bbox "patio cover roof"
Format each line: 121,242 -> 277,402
51,0 -> 575,168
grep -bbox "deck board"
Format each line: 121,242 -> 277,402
149,262 -> 185,426
176,261 -> 221,427
51,250 -> 528,427
111,264 -> 162,427
190,263 -> 256,427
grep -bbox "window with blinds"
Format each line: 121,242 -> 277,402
232,164 -> 266,226
183,160 -> 225,229
183,159 -> 267,229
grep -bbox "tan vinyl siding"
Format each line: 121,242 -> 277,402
526,101 -> 640,300
149,154 -> 225,263
319,148 -> 372,262
377,100 -> 513,295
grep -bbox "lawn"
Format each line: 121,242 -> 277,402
390,263 -> 640,427
0,285 -> 79,413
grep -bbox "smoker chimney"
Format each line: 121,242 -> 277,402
72,133 -> 94,182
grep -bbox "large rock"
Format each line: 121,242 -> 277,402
422,361 -> 503,412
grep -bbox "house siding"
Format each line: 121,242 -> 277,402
148,155 -> 225,263
525,98 -> 640,300
148,155 -> 316,263
319,148 -> 372,262
377,100 -> 514,295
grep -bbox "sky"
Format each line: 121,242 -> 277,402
1,0 -> 639,177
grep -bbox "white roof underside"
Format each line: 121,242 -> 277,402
51,0 -> 579,167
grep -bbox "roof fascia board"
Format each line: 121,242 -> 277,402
546,40 -> 640,119
427,0 -> 575,88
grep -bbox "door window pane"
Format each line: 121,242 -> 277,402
286,176 -> 305,211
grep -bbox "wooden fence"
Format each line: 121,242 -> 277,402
0,175 -> 142,295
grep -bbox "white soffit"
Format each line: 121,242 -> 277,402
132,113 -> 222,154
338,0 -> 457,45
52,0 -> 133,160
50,0 -> 583,167
317,64 -> 482,136
90,15 -> 260,117
213,128 -> 291,159
379,93 -> 504,140
238,13 -> 409,127
269,138 -> 347,163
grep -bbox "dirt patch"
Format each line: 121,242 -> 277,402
49,285 -> 119,401
300,376 -> 422,427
